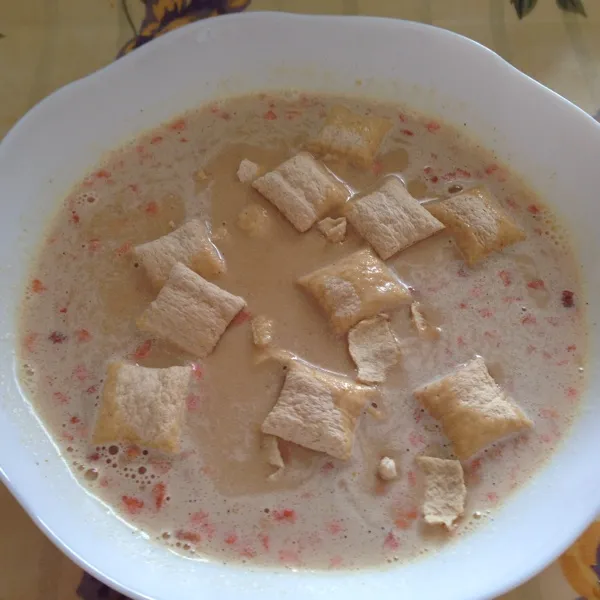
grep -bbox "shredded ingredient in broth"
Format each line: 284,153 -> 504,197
18,92 -> 586,570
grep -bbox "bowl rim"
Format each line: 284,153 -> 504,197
1,11 -> 599,600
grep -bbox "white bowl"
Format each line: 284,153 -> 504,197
1,12 -> 599,600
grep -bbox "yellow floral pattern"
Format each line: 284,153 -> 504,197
560,521 -> 600,599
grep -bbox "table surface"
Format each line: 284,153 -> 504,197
1,1 -> 599,599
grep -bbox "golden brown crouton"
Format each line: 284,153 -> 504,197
137,263 -> 246,358
298,248 -> 411,334
261,361 -> 375,460
426,187 -> 525,265
237,159 -> 260,183
345,178 -> 444,259
92,363 -> 190,453
414,356 -> 533,459
251,315 -> 274,348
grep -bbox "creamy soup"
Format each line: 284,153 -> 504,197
18,92 -> 586,570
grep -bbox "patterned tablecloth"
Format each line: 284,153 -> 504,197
0,1 -> 599,599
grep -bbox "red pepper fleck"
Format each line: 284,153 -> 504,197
426,121 -> 441,133
503,296 -> 523,304
430,175 -> 439,183
95,169 -> 111,179
150,136 -> 163,145
498,270 -> 511,286
145,201 -> 158,215
88,452 -> 100,461
49,331 -> 67,344
527,279 -> 545,290
122,496 -> 144,514
457,266 -> 468,278
479,308 -> 494,318
70,210 -> 80,224
126,445 -> 141,459
231,309 -> 251,325
567,344 -> 577,352
179,137 -> 189,143
133,339 -> 152,360
219,111 -> 231,121
240,546 -> 257,559
86,384 -> 98,394
73,364 -> 89,381
484,164 -> 499,175
566,387 -> 578,399
521,314 -> 537,325
383,531 -> 400,550
259,532 -> 270,551
506,196 -> 518,210
398,113 -> 406,122
59,307 -> 68,314
69,415 -> 80,424
527,204 -> 541,215
31,279 -> 46,293
152,482 -> 167,510
539,408 -> 559,419
561,290 -> 574,308
321,461 -> 335,474
76,329 -> 92,343
423,166 -> 433,175
24,332 -> 37,352
456,168 -> 471,178
176,530 -> 201,543
115,241 -> 132,257
170,118 -> 186,132
273,509 -> 297,523
486,492 -> 499,503
264,110 -> 277,120
401,129 -> 414,136
457,335 -> 466,347
224,533 -> 238,545
326,520 -> 344,535
442,170 -> 457,181
149,458 -> 172,475
186,394 -> 201,411
128,183 -> 139,193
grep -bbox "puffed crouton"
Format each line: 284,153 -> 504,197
137,263 -> 246,358
252,152 -> 348,232
414,356 -> 532,460
308,105 -> 391,168
261,361 -> 375,460
345,177 -> 444,259
92,363 -> 190,453
237,204 -> 271,238
378,456 -> 397,481
348,315 -> 402,384
317,217 -> 347,243
410,302 -> 440,340
426,187 -> 525,265
251,315 -> 274,348
237,159 -> 260,183
133,219 -> 225,289
417,456 -> 466,528
298,248 -> 411,334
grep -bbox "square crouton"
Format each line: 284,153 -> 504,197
237,159 -> 260,183
345,178 -> 444,259
426,187 -> 525,265
261,361 -> 375,460
133,219 -> 225,289
92,363 -> 190,453
252,152 -> 349,232
137,262 -> 246,357
317,217 -> 347,243
348,315 -> 402,384
308,105 -> 392,168
298,248 -> 411,334
414,356 -> 532,460
417,456 -> 466,528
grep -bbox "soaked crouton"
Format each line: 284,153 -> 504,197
237,204 -> 271,238
133,219 -> 225,289
417,456 -> 466,528
252,152 -> 349,232
261,361 -> 375,460
251,315 -> 274,348
345,177 -> 444,259
410,302 -> 440,340
137,263 -> 246,358
92,363 -> 190,453
414,356 -> 532,460
298,248 -> 411,334
262,434 -> 285,481
348,315 -> 402,384
427,187 -> 525,265
317,217 -> 347,243
378,456 -> 397,481
308,105 -> 392,168
237,159 -> 260,183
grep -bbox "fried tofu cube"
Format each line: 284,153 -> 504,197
417,456 -> 466,528
426,187 -> 525,265
251,315 -> 274,348
317,216 -> 347,243
133,219 -> 225,290
237,159 -> 260,183
92,363 -> 190,453
414,356 -> 533,460
252,152 -> 349,232
308,105 -> 392,168
410,302 -> 440,340
236,204 -> 271,238
348,315 -> 402,384
261,361 -> 375,460
137,263 -> 246,358
345,178 -> 444,259
298,248 -> 411,334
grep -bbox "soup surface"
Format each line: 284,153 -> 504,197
18,92 -> 586,570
